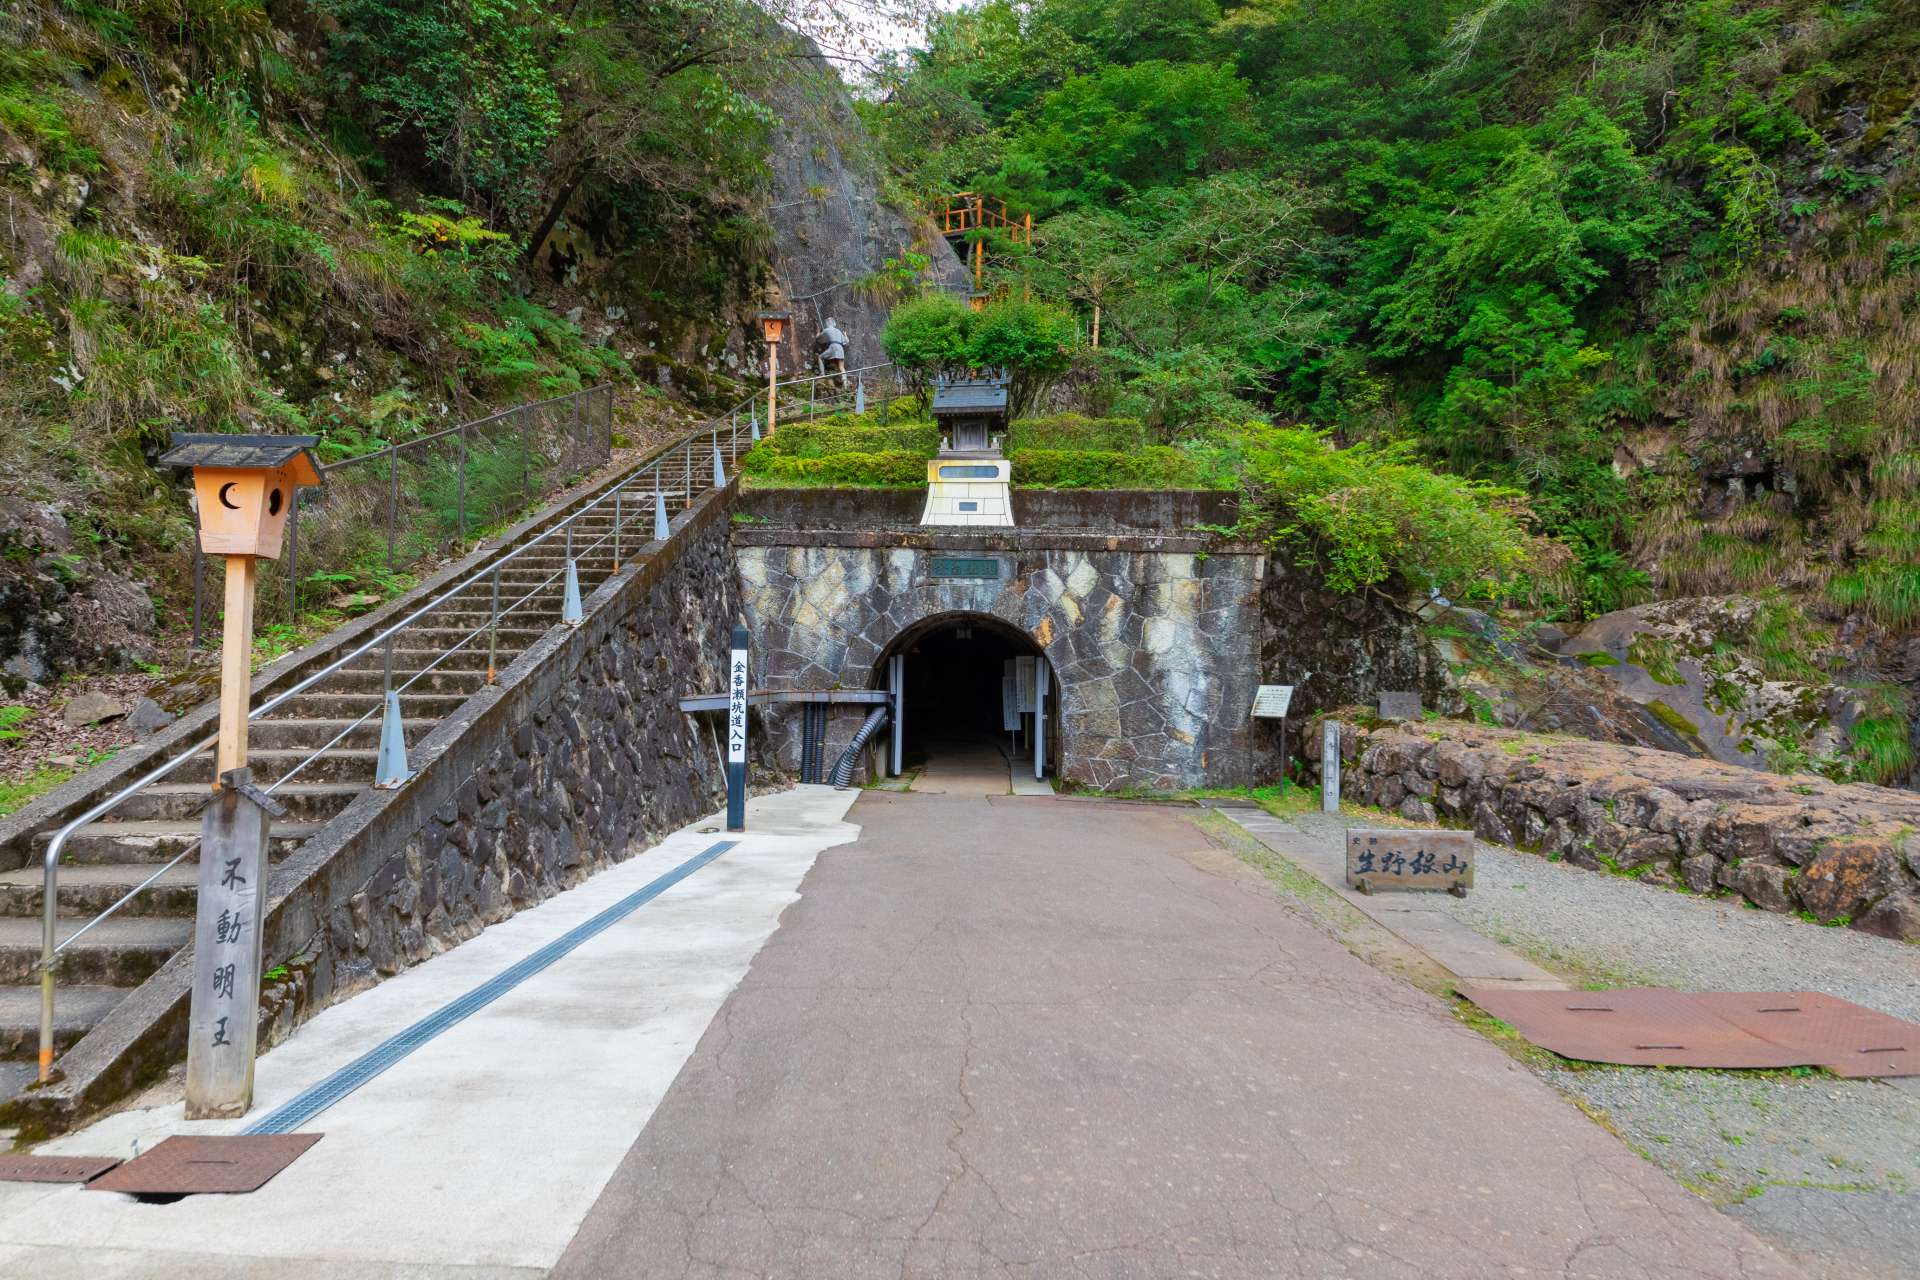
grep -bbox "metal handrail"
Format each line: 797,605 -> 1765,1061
192,384 -> 614,641
33,362 -> 896,1080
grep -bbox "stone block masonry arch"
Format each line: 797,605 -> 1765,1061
735,532 -> 1268,790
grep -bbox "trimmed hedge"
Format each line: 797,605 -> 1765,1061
741,445 -> 927,487
763,420 -> 938,459
1010,446 -> 1226,489
1007,414 -> 1149,453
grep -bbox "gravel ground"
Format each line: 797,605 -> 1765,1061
1284,805 -> 1920,1277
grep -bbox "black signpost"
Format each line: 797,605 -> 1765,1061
726,623 -> 749,832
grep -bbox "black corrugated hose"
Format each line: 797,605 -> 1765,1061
830,706 -> 892,789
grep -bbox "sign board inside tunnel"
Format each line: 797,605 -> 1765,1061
1346,829 -> 1473,897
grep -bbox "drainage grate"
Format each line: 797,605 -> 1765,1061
0,1155 -> 121,1184
244,840 -> 737,1135
88,1135 -> 320,1195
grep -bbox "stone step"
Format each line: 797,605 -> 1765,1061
0,983 -> 122,1060
372,625 -> 550,649
280,690 -> 473,720
32,820 -> 325,865
0,916 -> 193,986
175,749 -> 379,786
324,667 -> 493,696
0,863 -> 200,918
246,719 -> 440,753
326,647 -> 495,673
119,782 -> 362,821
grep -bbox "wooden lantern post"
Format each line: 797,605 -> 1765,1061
158,433 -> 322,1118
758,309 -> 790,438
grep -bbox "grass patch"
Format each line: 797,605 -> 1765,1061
0,765 -> 77,819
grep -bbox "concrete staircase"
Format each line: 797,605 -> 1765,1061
0,445 -> 710,1097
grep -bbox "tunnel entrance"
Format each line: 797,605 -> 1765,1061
877,613 -> 1056,784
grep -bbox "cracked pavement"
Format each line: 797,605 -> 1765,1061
554,792 -> 1809,1279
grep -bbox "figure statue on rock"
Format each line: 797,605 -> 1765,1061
815,317 -> 849,387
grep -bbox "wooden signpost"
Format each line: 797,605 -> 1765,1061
1346,829 -> 1474,897
158,433 -> 323,1120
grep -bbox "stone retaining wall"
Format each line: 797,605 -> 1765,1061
1330,721 -> 1920,941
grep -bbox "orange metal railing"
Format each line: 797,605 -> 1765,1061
938,192 -> 1033,303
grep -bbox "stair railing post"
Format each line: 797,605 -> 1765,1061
386,444 -> 399,571
521,406 -> 532,509
375,632 -> 410,788
487,566 -> 500,684
456,423 -> 468,545
683,440 -> 692,507
561,518 -> 584,626
613,485 -> 623,571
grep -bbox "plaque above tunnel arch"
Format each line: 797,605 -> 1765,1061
928,555 -> 1003,580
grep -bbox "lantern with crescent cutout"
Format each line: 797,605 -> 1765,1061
159,433 -> 324,560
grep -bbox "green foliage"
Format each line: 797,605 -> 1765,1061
0,46 -> 102,174
320,0 -> 563,213
740,447 -> 928,488
760,421 -> 939,459
1233,423 -> 1538,599
1010,444 -> 1228,489
1006,413 -> 1148,451
0,705 -> 31,744
881,295 -> 1077,416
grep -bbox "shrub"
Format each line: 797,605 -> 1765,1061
1233,423 -> 1542,600
1010,445 -> 1228,489
1007,414 -> 1148,452
741,447 -> 927,487
764,420 -> 938,459
882,295 -> 1076,415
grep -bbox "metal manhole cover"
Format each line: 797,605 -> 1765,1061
1461,988 -> 1920,1076
0,1155 -> 122,1184
87,1134 -> 321,1195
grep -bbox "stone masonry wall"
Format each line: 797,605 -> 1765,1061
2,485 -> 752,1132
734,537 -> 1267,790
1331,721 -> 1920,941
298,513 -> 742,1003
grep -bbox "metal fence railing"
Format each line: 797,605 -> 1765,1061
190,385 -> 614,643
35,363 -> 896,1083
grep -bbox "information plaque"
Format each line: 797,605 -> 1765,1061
1251,685 -> 1294,719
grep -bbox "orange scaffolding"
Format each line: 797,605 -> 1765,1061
938,192 -> 1032,306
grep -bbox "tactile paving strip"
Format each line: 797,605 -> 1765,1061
87,1134 -> 320,1195
0,1155 -> 121,1184
1461,988 -> 1920,1077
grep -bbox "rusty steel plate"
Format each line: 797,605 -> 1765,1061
87,1134 -> 321,1196
0,1155 -> 121,1184
1700,991 -> 1920,1078
1461,988 -> 1920,1075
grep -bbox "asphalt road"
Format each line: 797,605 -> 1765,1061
554,793 -> 1806,1279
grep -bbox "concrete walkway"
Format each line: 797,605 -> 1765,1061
0,787 -> 861,1279
555,792 -> 1801,1279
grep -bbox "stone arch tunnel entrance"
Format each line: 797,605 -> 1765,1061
876,612 -> 1058,780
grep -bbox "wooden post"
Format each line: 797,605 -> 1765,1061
184,768 -> 281,1119
765,339 -> 779,438
1091,305 -> 1101,350
215,555 -> 257,785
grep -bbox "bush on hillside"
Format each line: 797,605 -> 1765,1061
1010,445 -> 1230,490
740,445 -> 927,487
1007,413 -> 1148,452
1233,424 -> 1544,601
762,420 -> 938,458
881,295 -> 1075,417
